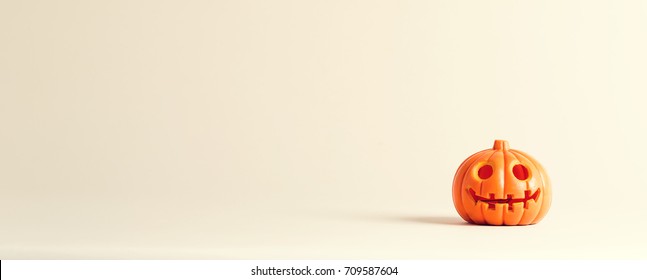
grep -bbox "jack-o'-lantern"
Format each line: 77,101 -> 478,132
452,140 -> 551,225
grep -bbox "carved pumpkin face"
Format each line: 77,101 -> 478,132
452,140 -> 551,225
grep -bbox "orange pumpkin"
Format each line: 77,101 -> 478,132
452,140 -> 551,225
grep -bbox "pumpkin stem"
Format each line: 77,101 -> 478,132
493,140 -> 510,150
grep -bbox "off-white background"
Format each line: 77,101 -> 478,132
1,0 -> 646,259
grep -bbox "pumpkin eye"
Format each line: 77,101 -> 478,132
512,164 -> 529,180
477,165 -> 493,180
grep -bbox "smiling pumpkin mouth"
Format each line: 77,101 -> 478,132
468,188 -> 540,210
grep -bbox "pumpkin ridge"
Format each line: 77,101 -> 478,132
503,150 -> 524,225
479,150 -> 500,225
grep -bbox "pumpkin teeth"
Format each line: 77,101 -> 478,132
468,188 -> 541,209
